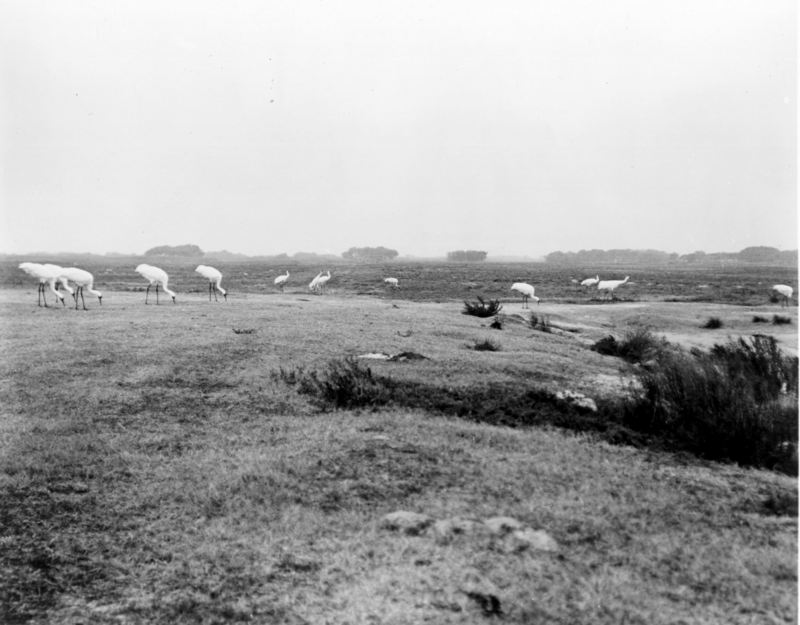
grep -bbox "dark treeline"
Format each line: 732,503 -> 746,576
545,246 -> 797,266
447,250 -> 488,262
341,246 -> 399,262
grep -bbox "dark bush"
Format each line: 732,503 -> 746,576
463,296 -> 503,318
592,328 -> 666,363
620,335 -> 798,472
752,316 -> 769,323
591,335 -> 619,356
489,317 -> 503,330
773,315 -> 792,325
702,317 -> 723,329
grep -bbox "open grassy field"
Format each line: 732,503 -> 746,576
1,260 -> 797,624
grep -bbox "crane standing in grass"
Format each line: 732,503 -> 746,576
581,275 -> 600,287
135,264 -> 176,304
510,282 -> 540,308
195,265 -> 227,302
384,277 -> 399,288
274,270 -> 290,291
60,267 -> 103,310
18,262 -> 66,307
314,270 -> 331,293
772,284 -> 793,307
597,276 -> 629,300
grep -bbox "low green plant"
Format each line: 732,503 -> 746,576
773,315 -> 792,325
530,313 -> 552,333
473,338 -> 500,352
462,296 -> 503,318
753,315 -> 769,323
702,317 -> 723,329
591,328 -> 666,363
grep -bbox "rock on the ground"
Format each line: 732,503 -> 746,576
483,516 -> 524,535
380,511 -> 434,535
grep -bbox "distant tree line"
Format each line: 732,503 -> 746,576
341,246 -> 399,262
145,244 -> 204,257
545,246 -> 797,266
447,250 -> 487,262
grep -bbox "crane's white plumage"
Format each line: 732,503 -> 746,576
195,265 -> 227,301
772,284 -> 793,306
135,264 -> 176,304
308,271 -> 323,291
510,282 -> 539,308
384,277 -> 399,287
581,275 -> 600,287
315,270 -> 331,292
274,270 -> 290,290
19,262 -> 66,307
597,276 -> 629,300
60,267 -> 102,309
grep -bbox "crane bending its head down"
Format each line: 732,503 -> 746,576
580,275 -> 600,287
195,265 -> 227,302
135,264 -> 176,304
274,270 -> 290,290
772,284 -> 793,307
597,276 -> 629,300
510,282 -> 539,308
60,267 -> 103,309
19,262 -> 67,307
384,277 -> 399,288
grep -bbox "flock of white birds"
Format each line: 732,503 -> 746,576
16,262 -> 795,311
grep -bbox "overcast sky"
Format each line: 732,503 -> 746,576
1,1 -> 796,258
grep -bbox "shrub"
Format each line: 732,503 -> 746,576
702,317 -> 723,329
753,316 -> 769,323
620,335 -> 798,472
473,339 -> 500,352
489,317 -> 503,330
592,328 -> 666,363
773,315 -> 792,325
274,358 -> 392,410
530,313 -> 552,333
463,296 -> 503,318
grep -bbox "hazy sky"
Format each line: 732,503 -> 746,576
1,1 -> 796,257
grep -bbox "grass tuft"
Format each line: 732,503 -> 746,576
753,315 -> 769,323
462,296 -> 503,318
473,338 -> 501,352
702,317 -> 723,329
591,328 -> 666,363
530,313 -> 552,333
773,315 -> 792,325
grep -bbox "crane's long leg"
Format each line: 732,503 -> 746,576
155,284 -> 160,305
79,287 -> 87,311
145,284 -> 151,304
39,283 -> 46,307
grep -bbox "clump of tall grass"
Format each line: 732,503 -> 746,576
702,317 -> 723,329
462,296 -> 503,318
620,335 -> 798,472
591,328 -> 666,363
752,315 -> 769,323
773,315 -> 791,325
530,313 -> 552,333
473,338 -> 501,352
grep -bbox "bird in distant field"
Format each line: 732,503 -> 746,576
315,270 -> 331,293
581,275 -> 600,287
274,270 -> 290,291
510,282 -> 539,308
597,276 -> 629,300
18,262 -> 66,307
195,265 -> 227,302
772,284 -> 793,307
60,267 -> 102,310
135,264 -> 176,304
384,277 -> 399,288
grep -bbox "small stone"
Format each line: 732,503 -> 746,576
379,511 -> 434,535
510,528 -> 559,552
483,516 -> 523,535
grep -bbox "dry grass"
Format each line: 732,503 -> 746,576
0,289 -> 796,624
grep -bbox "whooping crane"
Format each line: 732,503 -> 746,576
274,270 -> 290,291
60,267 -> 103,310
195,265 -> 227,302
772,284 -> 793,307
580,275 -> 600,287
135,264 -> 176,304
308,271 -> 323,291
18,262 -> 66,307
510,282 -> 540,308
315,270 -> 331,293
384,277 -> 399,288
597,276 -> 629,300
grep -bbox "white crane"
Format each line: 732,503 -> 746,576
772,284 -> 793,307
195,265 -> 227,302
597,276 -> 629,300
59,267 -> 103,310
384,277 -> 399,288
308,271 -> 323,292
135,264 -> 176,304
510,282 -> 539,308
18,262 -> 66,307
315,270 -> 332,293
580,275 -> 600,287
274,270 -> 290,291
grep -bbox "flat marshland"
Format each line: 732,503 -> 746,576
0,261 -> 797,624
